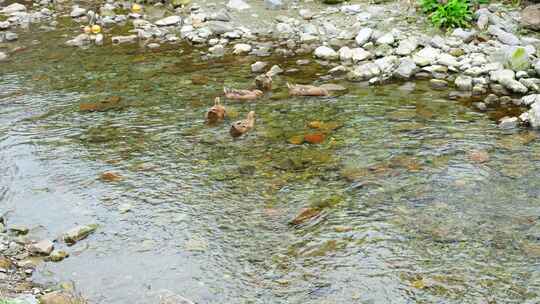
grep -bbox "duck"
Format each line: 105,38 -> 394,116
287,83 -> 329,97
224,87 -> 263,101
205,97 -> 226,124
230,111 -> 255,138
255,74 -> 272,91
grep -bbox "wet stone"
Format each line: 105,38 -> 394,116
429,79 -> 448,90
48,250 -> 69,262
498,117 -> 518,129
28,239 -> 54,255
9,225 -> 29,235
63,224 -> 98,245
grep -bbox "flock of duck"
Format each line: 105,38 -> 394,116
205,73 -> 330,138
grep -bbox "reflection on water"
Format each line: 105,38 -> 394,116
1,25 -> 540,304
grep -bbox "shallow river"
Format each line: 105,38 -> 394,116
2,21 -> 540,304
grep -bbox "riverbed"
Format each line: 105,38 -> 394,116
2,18 -> 540,304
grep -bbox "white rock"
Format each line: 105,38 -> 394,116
95,33 -> 103,45
226,0 -> 250,10
0,52 -> 7,62
209,44 -> 225,56
355,28 -> 373,46
413,47 -> 440,66
455,75 -> 473,91
341,5 -> 362,14
29,240 -> 54,255
351,47 -> 371,62
490,69 -> 515,83
394,57 -> 418,79
374,55 -> 398,75
521,94 -> 540,106
395,37 -> 418,56
70,6 -> 86,18
251,61 -> 267,73
299,9 -> 314,20
233,43 -> 251,54
451,28 -> 476,42
529,102 -> 540,128
477,13 -> 489,30
2,3 -> 26,14
502,79 -> 528,94
376,32 -> 394,45
0,21 -> 9,30
438,53 -> 459,67
314,46 -> 338,60
519,112 -> 529,123
267,65 -> 283,77
155,15 -> 182,26
66,34 -> 90,47
348,62 -> 381,81
498,116 -> 518,129
338,46 -> 352,62
488,25 -> 520,45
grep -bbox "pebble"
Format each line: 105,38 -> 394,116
233,43 -> 251,54
28,240 -> 54,255
63,224 -> 98,245
251,61 -> 267,73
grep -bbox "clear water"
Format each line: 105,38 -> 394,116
1,21 -> 540,304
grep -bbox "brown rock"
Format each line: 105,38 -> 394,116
40,291 -> 86,304
522,4 -> 540,31
0,256 -> 13,270
468,150 -> 490,163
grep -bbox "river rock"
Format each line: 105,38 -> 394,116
347,62 -> 381,81
63,224 -> 98,245
521,4 -> 540,30
498,116 -> 518,129
375,55 -> 398,75
314,46 -> 338,60
267,64 -> 283,76
299,8 -> 314,20
264,0 -> 284,9
251,61 -> 267,73
455,75 -> 473,91
233,43 -> 251,54
155,15 -> 181,26
0,21 -> 9,30
376,32 -> 394,45
40,292 -> 80,304
522,94 -> 540,106
48,250 -> 69,262
452,28 -> 476,42
355,28 -> 373,46
491,69 -> 515,83
338,46 -> 352,62
394,57 -> 418,79
2,3 -> 26,13
430,79 -> 448,90
507,47 -> 530,71
206,21 -> 234,35
413,47 -> 440,66
226,0 -> 250,10
351,48 -> 371,62
528,101 -> 540,128
488,25 -> 520,45
520,78 -> 539,92
112,35 -> 137,44
209,44 -> 225,56
70,6 -> 86,18
395,37 -> 418,56
29,240 -> 54,255
477,13 -> 489,30
0,52 -> 6,62
95,33 -> 103,45
5,31 -> 17,41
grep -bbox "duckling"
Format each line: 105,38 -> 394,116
287,83 -> 329,97
224,87 -> 263,101
255,74 -> 272,91
230,111 -> 255,138
205,97 -> 226,124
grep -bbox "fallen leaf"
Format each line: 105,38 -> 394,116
304,133 -> 325,144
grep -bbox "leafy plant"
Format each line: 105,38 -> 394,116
422,0 -> 473,28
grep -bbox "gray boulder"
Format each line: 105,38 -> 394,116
394,57 -> 418,79
355,28 -> 373,46
521,4 -> 540,31
488,25 -> 520,45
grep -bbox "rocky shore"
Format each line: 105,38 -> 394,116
2,0 -> 540,128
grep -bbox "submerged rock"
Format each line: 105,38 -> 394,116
63,224 -> 98,245
48,250 -> 69,262
528,102 -> 540,128
498,116 -> 518,129
29,240 -> 54,255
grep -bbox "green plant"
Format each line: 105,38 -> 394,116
429,0 -> 472,28
420,0 -> 440,13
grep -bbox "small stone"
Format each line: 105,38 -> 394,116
376,32 -> 394,45
474,102 -> 487,111
0,52 -> 7,62
155,15 -> 182,26
469,150 -> 490,163
40,291 -> 80,304
529,102 -> 540,128
2,3 -> 26,14
430,79 -> 448,90
351,48 -> 371,62
226,0 -> 250,10
264,0 -> 284,10
522,94 -> 540,106
455,75 -> 473,91
29,240 -> 54,255
48,250 -> 69,262
413,47 -> 440,67
111,35 -> 137,44
477,13 -> 489,30
314,46 -> 338,60
233,43 -> 251,54
70,6 -> 86,18
0,256 -> 13,270
395,37 -> 418,56
521,4 -> 540,31
0,21 -> 10,30
484,94 -> 499,104
395,57 -> 418,79
498,117 -> 518,129
355,28 -> 373,46
95,33 -> 103,45
299,9 -> 314,20
488,25 -> 520,46
251,61 -> 267,73
267,65 -> 283,77
63,224 -> 98,245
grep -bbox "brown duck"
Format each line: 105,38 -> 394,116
230,111 -> 255,138
287,83 -> 329,96
205,97 -> 226,124
224,87 -> 263,101
255,74 -> 272,91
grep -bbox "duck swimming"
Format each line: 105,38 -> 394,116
230,111 -> 255,138
224,87 -> 263,101
287,83 -> 329,96
205,97 -> 226,124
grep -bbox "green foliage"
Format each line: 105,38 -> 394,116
420,0 -> 473,28
431,0 -> 472,28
